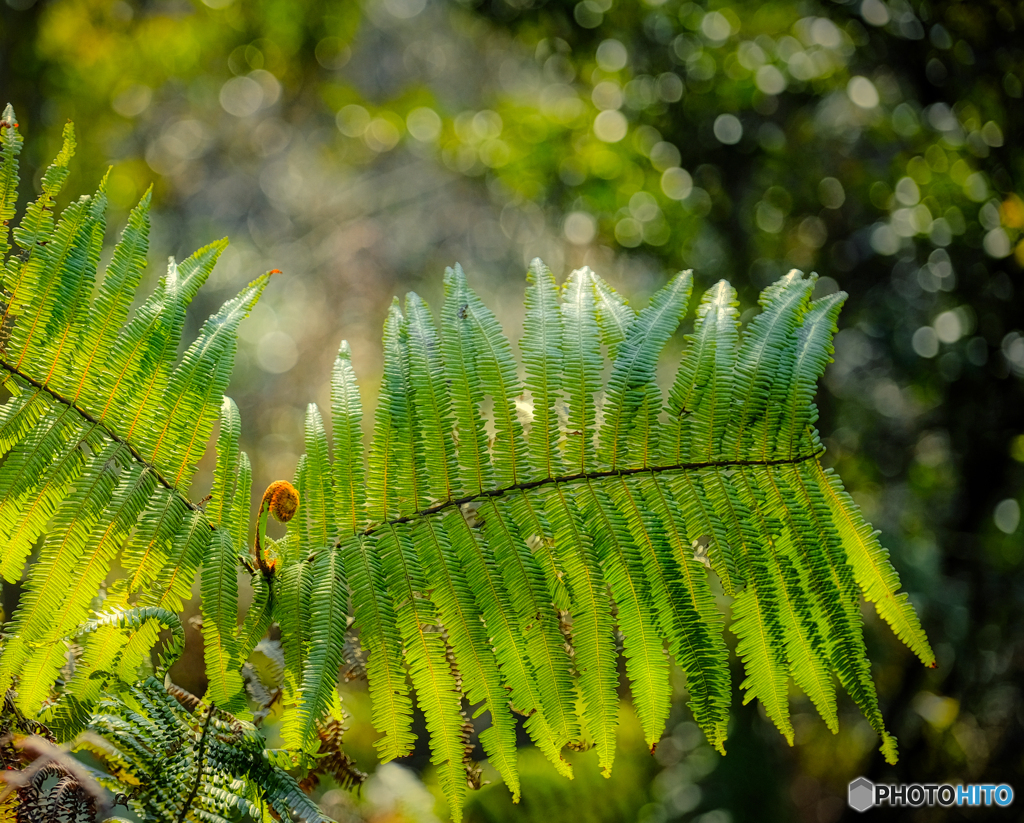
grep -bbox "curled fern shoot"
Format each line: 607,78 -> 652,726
254,480 -> 300,575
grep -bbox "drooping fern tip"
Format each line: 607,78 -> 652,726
0,106 -> 934,823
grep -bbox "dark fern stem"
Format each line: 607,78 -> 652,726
359,450 -> 825,538
176,701 -> 215,823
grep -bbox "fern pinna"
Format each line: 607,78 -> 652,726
0,108 -> 933,821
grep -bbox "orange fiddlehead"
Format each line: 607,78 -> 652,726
254,480 -> 299,577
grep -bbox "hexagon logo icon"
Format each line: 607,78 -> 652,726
848,777 -> 875,812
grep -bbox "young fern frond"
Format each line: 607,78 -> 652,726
0,109 -> 933,823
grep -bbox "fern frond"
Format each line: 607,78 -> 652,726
598,270 -> 691,470
338,532 -> 414,761
95,241 -> 221,451
381,523 -> 468,818
546,267 -> 619,770
1,121 -> 75,321
230,454 -> 253,557
75,607 -> 186,673
405,292 -> 521,796
374,300 -> 470,817
442,268 -> 578,768
576,478 -> 669,752
67,190 -> 152,403
144,274 -> 269,488
523,259 -> 563,483
813,462 -> 935,668
22,463 -> 156,701
0,112 -> 269,724
301,404 -> 336,550
281,262 -> 931,807
210,397 -> 242,529
0,111 -> 932,816
77,678 -> 334,823
272,406 -> 345,751
236,572 -> 273,669
275,556 -> 313,696
116,508 -> 212,681
589,269 -> 637,356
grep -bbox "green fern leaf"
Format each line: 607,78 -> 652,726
442,267 -> 578,769
278,264 -> 932,801
229,451 -> 253,557
285,454 -> 311,561
62,190 -> 152,402
10,176 -> 107,382
94,239 -> 226,435
301,403 -> 336,550
339,532 -> 415,760
0,105 -> 23,260
575,478 -> 671,752
275,555 -> 312,681
553,269 -> 619,772
331,340 -> 366,534
22,463 -> 156,702
0,407 -> 87,582
202,528 -> 243,708
404,291 -> 520,796
210,396 -> 242,529
236,573 -> 273,668
374,299 -> 470,817
519,262 -> 572,611
288,547 -> 348,750
421,515 -> 522,800
522,259 -> 564,483
2,121 -> 74,305
598,269 -> 691,470
117,507 -> 212,681
145,274 -> 271,487
814,462 -> 935,668
589,268 -> 637,357
75,607 -> 186,674
383,523 -> 469,821
639,475 -> 731,750
0,113 -> 275,717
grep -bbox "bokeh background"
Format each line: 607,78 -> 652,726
1,0 -> 1023,821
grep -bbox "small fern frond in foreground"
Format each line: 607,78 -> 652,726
1,677 -> 332,823
272,260 -> 933,821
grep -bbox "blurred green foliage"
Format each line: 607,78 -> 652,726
1,0 -> 1022,821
